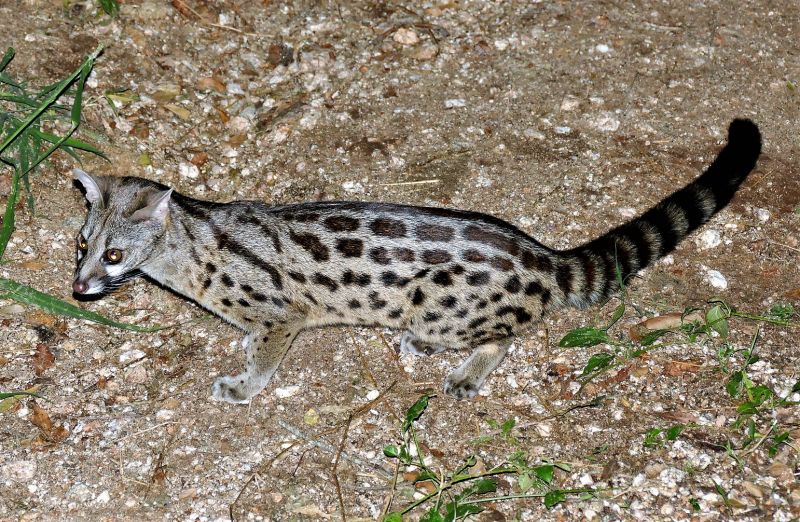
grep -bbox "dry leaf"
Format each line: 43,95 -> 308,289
165,103 -> 191,120
197,76 -> 226,93
629,310 -> 703,342
784,288 -> 800,300
663,359 -> 702,376
18,260 -> 47,270
30,401 -> 53,432
191,152 -> 209,167
25,309 -> 58,328
32,343 -> 55,376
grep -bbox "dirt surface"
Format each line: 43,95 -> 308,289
1,1 -> 799,520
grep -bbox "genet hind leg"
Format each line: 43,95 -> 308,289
399,330 -> 447,357
444,338 -> 513,399
212,323 -> 302,404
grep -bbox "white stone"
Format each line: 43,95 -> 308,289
755,208 -> 770,223
155,409 -> 175,421
342,181 -> 364,193
705,269 -> 728,290
274,385 -> 300,398
560,96 -> 580,111
445,99 -> 466,109
523,128 -> 545,140
96,490 -> 110,503
595,43 -> 610,53
696,229 -> 721,249
554,126 -> 572,134
579,473 -> 594,486
393,28 -> 419,45
226,82 -> 245,95
536,423 -> 552,437
590,112 -> 620,132
119,349 -> 146,365
365,390 -> 380,401
178,162 -> 200,179
2,460 -> 36,481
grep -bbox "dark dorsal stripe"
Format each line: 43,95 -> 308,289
213,229 -> 283,290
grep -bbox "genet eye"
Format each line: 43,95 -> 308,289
104,248 -> 123,264
78,235 -> 88,251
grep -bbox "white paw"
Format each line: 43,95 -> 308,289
211,375 -> 252,404
400,331 -> 446,356
443,372 -> 480,400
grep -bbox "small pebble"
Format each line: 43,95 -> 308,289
179,162 -> 200,179
393,28 -> 419,45
754,208 -> 770,223
696,229 -> 721,249
445,99 -> 466,109
365,390 -> 380,401
274,385 -> 300,398
705,269 -> 728,290
595,43 -> 611,53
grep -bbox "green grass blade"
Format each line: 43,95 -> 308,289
0,391 -> 42,400
0,171 -> 20,260
0,47 -> 14,72
0,44 -> 103,157
29,127 -> 106,157
0,278 -> 169,332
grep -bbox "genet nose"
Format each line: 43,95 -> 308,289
73,280 -> 88,294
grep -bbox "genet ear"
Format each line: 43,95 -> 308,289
72,168 -> 106,206
131,188 -> 173,223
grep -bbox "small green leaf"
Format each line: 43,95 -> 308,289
500,418 -> 516,435
726,371 -> 743,398
543,490 -> 567,509
402,394 -> 429,432
643,428 -> 663,448
607,302 -> 625,329
383,513 -> 403,522
419,508 -> 445,522
533,464 -> 554,484
640,329 -> 670,346
518,473 -> 534,493
473,478 -> 497,495
689,498 -> 701,511
559,327 -> 611,348
737,402 -> 758,415
582,352 -> 614,375
706,304 -> 729,338
444,502 -> 482,520
791,379 -> 800,394
665,424 -> 686,441
750,385 -> 773,406
768,431 -> 790,458
383,445 -> 399,458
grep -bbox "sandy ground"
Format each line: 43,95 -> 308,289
1,1 -> 799,520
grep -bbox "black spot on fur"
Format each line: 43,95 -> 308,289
496,305 -> 532,324
476,299 -> 488,310
370,218 -> 407,238
469,316 -> 488,329
412,288 -> 425,305
450,264 -> 465,275
348,299 -> 362,309
421,249 -> 452,264
324,215 -> 360,232
206,262 -> 217,273
463,249 -> 486,263
388,308 -> 403,319
314,273 -> 339,292
341,270 -> 371,287
490,256 -> 514,271
336,238 -> 364,258
394,248 -> 416,262
303,292 -> 318,305
440,295 -> 457,308
289,229 -> 330,261
238,298 -> 251,307
416,223 -> 454,241
369,247 -> 392,265
220,273 -> 234,287
271,296 -> 285,308
221,298 -> 232,307
455,308 -> 469,319
464,225 -> 519,255
466,271 -> 490,286
251,292 -> 268,302
288,271 -> 306,283
505,275 -> 521,293
369,291 -> 387,309
432,270 -> 453,286
423,311 -> 441,322
525,280 -> 544,295
520,250 -> 553,271
490,292 -> 503,303
556,262 -> 573,295
202,278 -> 212,290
